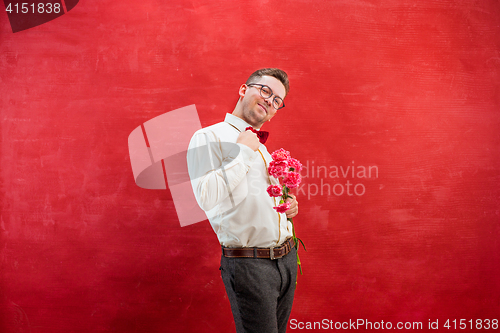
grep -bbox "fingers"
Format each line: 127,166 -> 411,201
285,194 -> 298,207
285,194 -> 298,218
285,209 -> 299,219
236,130 -> 260,151
285,207 -> 298,218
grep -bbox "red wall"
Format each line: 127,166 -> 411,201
1,0 -> 499,332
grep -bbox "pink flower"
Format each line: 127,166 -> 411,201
273,201 -> 291,213
267,185 -> 283,197
288,158 -> 302,172
268,160 -> 288,178
284,172 -> 301,189
271,148 -> 291,162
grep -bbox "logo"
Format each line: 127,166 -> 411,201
128,105 -> 207,227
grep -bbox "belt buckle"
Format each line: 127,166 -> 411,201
269,245 -> 275,260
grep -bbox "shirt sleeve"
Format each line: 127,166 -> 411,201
186,129 -> 258,212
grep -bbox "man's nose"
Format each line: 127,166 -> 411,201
264,96 -> 273,106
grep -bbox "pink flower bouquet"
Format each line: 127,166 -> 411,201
266,148 -> 306,275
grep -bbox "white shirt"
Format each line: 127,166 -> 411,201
187,113 -> 293,248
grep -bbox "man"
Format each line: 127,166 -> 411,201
187,68 -> 299,333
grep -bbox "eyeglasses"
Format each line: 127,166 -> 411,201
247,84 -> 285,110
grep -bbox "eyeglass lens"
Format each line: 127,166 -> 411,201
257,85 -> 283,109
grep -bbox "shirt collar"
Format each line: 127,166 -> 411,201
224,113 -> 254,132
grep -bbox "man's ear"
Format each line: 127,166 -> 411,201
238,84 -> 247,98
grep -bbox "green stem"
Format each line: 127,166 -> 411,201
287,217 -> 304,276
282,186 -> 306,283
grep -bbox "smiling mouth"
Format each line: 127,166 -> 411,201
258,103 -> 267,114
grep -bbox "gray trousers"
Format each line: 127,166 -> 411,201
220,247 -> 297,333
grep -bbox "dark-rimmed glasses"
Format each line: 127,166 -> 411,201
247,84 -> 285,110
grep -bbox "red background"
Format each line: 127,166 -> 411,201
1,0 -> 499,332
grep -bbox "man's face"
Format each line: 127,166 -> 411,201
237,75 -> 286,129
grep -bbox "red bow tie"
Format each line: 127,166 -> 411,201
245,126 -> 269,144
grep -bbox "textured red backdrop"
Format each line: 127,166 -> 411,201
1,0 -> 499,332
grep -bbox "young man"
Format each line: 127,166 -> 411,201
187,68 -> 299,333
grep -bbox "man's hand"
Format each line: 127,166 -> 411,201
236,130 -> 260,151
285,193 -> 298,218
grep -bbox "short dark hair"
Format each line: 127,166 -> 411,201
246,68 -> 290,95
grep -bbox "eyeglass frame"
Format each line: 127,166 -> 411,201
246,83 -> 286,110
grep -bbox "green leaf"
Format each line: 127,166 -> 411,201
298,238 -> 307,251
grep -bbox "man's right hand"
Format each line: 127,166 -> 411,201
236,130 -> 260,151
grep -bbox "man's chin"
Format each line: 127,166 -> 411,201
246,111 -> 266,127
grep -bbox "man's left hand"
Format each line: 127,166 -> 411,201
285,194 -> 298,218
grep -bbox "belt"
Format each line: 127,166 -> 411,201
222,237 -> 295,260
